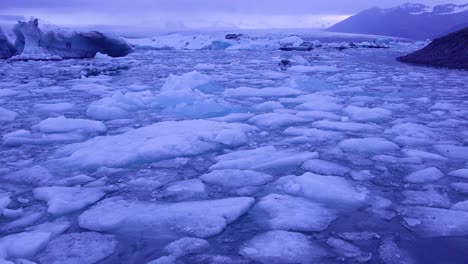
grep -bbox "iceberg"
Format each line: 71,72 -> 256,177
0,27 -> 16,59
11,19 -> 132,60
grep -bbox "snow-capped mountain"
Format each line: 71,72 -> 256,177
328,3 -> 468,39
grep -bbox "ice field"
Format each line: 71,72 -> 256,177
1,31 -> 468,263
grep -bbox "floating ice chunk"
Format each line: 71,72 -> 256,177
405,167 -> 444,183
161,71 -> 222,94
0,232 -> 50,261
402,189 -> 451,208
301,159 -> 350,176
399,206 -> 468,237
343,105 -> 392,122
0,107 -> 18,122
154,179 -> 207,201
251,194 -> 337,232
385,123 -> 437,139
402,149 -> 447,161
86,91 -> 151,120
53,174 -> 96,186
285,76 -> 335,92
209,113 -> 255,123
327,238 -> 372,262
338,138 -> 399,154
78,197 -> 254,238
33,186 -> 108,216
350,170 -> 375,181
279,36 -> 304,47
2,129 -> 86,147
276,172 -> 368,208
448,169 -> 468,179
147,256 -> 176,264
239,230 -> 326,264
1,165 -> 53,186
288,65 -> 339,73
0,192 -> 11,212
434,145 -> 468,160
38,232 -> 117,264
253,101 -> 284,112
33,103 -> 76,113
295,101 -> 343,112
165,237 -> 209,258
283,127 -> 343,143
226,39 -> 279,51
3,208 -> 23,218
52,120 -> 255,169
32,116 -> 107,135
0,89 -> 18,97
200,170 -> 272,188
223,86 -> 302,98
248,113 -> 308,128
313,120 -> 381,132
451,182 -> 468,195
210,146 -> 318,171
378,238 -> 413,264
452,201 -> 468,212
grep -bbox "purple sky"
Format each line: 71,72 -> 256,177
0,0 -> 466,29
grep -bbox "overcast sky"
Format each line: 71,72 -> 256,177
1,0 -> 466,30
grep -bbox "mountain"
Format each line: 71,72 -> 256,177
327,3 -> 468,40
398,27 -> 468,70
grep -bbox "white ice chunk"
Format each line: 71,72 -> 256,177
239,230 -> 326,264
0,192 -> 11,212
295,101 -> 343,112
452,201 -> 468,212
32,116 -> 106,135
154,179 -> 207,201
339,138 -> 399,154
343,105 -> 392,122
161,71 -> 222,94
164,237 -> 209,258
301,159 -> 350,176
0,232 -> 50,260
248,113 -> 308,128
53,174 -> 96,186
402,189 -> 451,208
33,186 -> 108,216
448,169 -> 468,179
253,101 -> 284,112
276,172 -> 368,208
0,107 -> 18,122
405,167 -> 444,183
402,149 -> 447,161
399,206 -> 468,237
434,145 -> 468,160
39,232 -> 117,264
210,146 -> 318,171
251,194 -> 337,232
52,120 -> 255,169
327,238 -> 371,262
78,197 -> 254,238
288,65 -> 339,73
1,165 -> 53,186
200,170 -> 273,188
223,87 -> 302,98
